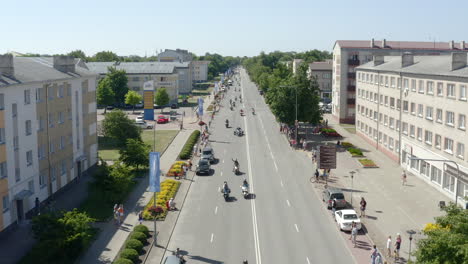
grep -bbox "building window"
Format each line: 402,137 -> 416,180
427,81 -> 434,95
48,113 -> 54,127
61,160 -> 67,175
402,122 -> 408,135
447,84 -> 456,98
68,109 -> 72,120
411,79 -> 417,92
383,134 -> 388,146
58,112 -> 64,124
426,106 -> 433,120
390,97 -> 395,108
35,88 -> 43,102
67,85 -> 72,96
396,99 -> 401,110
456,143 -> 465,159
25,120 -> 32,136
38,145 -> 45,160
49,142 -> 55,153
384,115 -> 388,126
379,132 -> 382,143
418,104 -> 423,117
436,109 -> 443,123
389,137 -> 394,149
0,128 -> 5,144
13,136 -> 18,150
403,79 -> 409,89
390,77 -> 395,88
384,96 -> 388,106
395,140 -> 400,152
425,130 -> 433,145
48,86 -> 54,100
385,76 -> 389,87
396,120 -> 400,131
446,111 -> 455,126
403,101 -> 409,112
417,127 -> 422,141
38,117 -> 44,131
389,117 -> 394,129
15,168 -> 19,182
459,85 -> 467,101
420,161 -> 430,177
374,93 -> 378,102
435,134 -> 442,149
12,103 -> 17,118
379,95 -> 383,105
418,80 -> 425,93
459,114 -> 466,130
51,166 -> 56,181
39,171 -> 46,187
59,136 -> 65,150
444,137 -> 454,154
2,195 -> 9,212
132,76 -> 140,82
58,85 -> 64,98
0,94 -> 4,110
26,150 -> 33,166
431,166 -> 442,185
24,89 -> 31,105
28,180 -> 34,194
410,125 -> 415,138
410,102 -> 415,115
437,82 -> 444,96
0,162 -> 7,179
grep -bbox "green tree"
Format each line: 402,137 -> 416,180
67,50 -> 87,60
96,78 -> 115,114
92,51 -> 120,62
125,90 -> 142,113
106,67 -> 129,105
119,138 -> 150,169
414,203 -> 468,264
102,110 -> 141,146
154,88 -> 170,112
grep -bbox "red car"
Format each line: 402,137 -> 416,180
157,115 -> 169,124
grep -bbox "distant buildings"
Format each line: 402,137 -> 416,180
307,60 -> 332,101
0,55 -> 98,232
191,60 -> 210,82
292,59 -> 303,75
332,39 -> 468,124
356,53 -> 468,205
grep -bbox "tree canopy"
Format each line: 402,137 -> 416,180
106,67 -> 129,105
67,50 -> 87,60
90,51 -> 121,62
96,78 -> 115,113
102,110 -> 141,146
125,90 -> 142,113
119,138 -> 150,169
154,88 -> 170,111
196,53 -> 241,80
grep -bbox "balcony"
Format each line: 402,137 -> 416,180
347,98 -> 356,105
348,59 -> 360,66
347,85 -> 356,92
347,72 -> 356,79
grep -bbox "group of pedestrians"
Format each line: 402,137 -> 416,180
385,233 -> 402,261
113,204 -> 125,226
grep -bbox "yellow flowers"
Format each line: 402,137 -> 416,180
143,179 -> 180,220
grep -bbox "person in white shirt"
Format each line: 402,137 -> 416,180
386,235 -> 392,257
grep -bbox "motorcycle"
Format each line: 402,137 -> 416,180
222,188 -> 230,201
240,109 -> 244,116
233,165 -> 240,175
230,106 -> 233,111
234,128 -> 244,136
241,185 -> 249,199
225,120 -> 229,128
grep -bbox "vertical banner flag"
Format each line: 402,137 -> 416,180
143,81 -> 155,120
149,152 -> 161,192
198,97 -> 204,116
221,75 -> 224,83
214,82 -> 219,93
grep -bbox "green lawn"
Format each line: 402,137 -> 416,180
98,130 -> 179,160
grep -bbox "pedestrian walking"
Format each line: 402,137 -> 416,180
208,120 -> 212,127
113,204 -> 120,225
183,165 -> 188,179
138,211 -> 143,225
179,121 -> 183,130
118,204 -> 125,223
331,198 -> 337,216
360,197 -> 367,218
370,245 -> 379,264
386,235 -> 392,257
350,222 -> 358,247
394,233 -> 401,260
188,159 -> 193,171
401,170 -> 407,185
314,169 -> 320,182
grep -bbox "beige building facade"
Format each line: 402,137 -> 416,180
191,61 -> 210,82
332,39 -> 468,124
0,55 -> 97,232
308,61 -> 332,100
356,53 -> 468,206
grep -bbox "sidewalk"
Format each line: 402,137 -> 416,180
78,129 -> 194,264
306,114 -> 447,263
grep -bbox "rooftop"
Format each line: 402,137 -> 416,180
335,40 -> 468,51
85,61 -> 190,75
308,60 -> 332,71
0,57 -> 95,87
357,54 -> 468,78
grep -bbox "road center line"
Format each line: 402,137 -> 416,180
286,200 -> 291,207
222,159 -> 224,164
220,171 -> 223,176
306,257 -> 311,264
280,180 -> 284,187
214,206 -> 218,215
294,224 -> 299,232
210,233 -> 214,243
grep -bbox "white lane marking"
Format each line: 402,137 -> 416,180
214,206 -> 218,215
286,200 -> 291,207
294,224 -> 299,232
222,159 -> 225,164
221,171 -> 223,176
306,257 -> 311,264
273,161 -> 278,172
210,233 -> 214,243
242,76 -> 262,264
280,180 -> 284,187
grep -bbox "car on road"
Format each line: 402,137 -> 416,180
135,120 -> 153,129
322,187 -> 347,209
163,255 -> 181,264
334,209 -> 362,231
135,115 -> 144,122
196,158 -> 211,175
201,147 -> 215,163
157,115 -> 169,124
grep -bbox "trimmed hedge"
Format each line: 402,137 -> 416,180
348,147 -> 363,156
133,224 -> 149,236
125,239 -> 143,253
120,248 -> 139,263
130,231 -> 148,243
114,258 -> 133,264
179,130 -> 201,160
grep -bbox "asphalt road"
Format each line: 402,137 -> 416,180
162,68 -> 356,264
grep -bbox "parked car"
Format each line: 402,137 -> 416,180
135,102 -> 144,108
334,209 -> 362,231
135,115 -> 144,122
154,104 -> 163,109
171,103 -> 178,109
157,115 -> 169,124
196,158 -> 211,175
322,187 -> 347,209
201,147 -> 215,163
106,105 -> 114,110
259,90 -> 264,95
135,120 -> 153,129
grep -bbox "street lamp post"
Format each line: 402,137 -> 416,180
407,229 -> 416,262
349,171 -> 356,207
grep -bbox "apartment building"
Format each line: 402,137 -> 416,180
355,53 -> 468,205
0,55 -> 98,232
86,62 -> 182,102
292,59 -> 303,75
191,61 -> 210,82
332,39 -> 468,124
307,60 -> 332,101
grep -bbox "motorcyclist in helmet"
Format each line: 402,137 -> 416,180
232,158 -> 239,169
223,181 -> 230,193
242,179 -> 249,188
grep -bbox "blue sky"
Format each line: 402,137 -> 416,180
2,0 -> 467,57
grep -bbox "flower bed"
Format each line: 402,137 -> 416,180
341,141 -> 354,149
166,161 -> 188,177
321,128 -> 342,137
348,147 -> 364,157
358,159 -> 379,168
142,179 -> 181,220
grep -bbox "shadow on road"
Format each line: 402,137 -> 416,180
188,255 -> 224,264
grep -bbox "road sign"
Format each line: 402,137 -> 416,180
317,145 -> 337,169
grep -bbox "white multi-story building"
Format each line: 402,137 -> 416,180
307,60 -> 332,101
332,39 -> 468,124
0,55 -> 98,232
191,61 -> 210,82
356,53 -> 468,206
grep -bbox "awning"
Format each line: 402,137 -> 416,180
14,189 -> 33,200
76,155 -> 87,162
